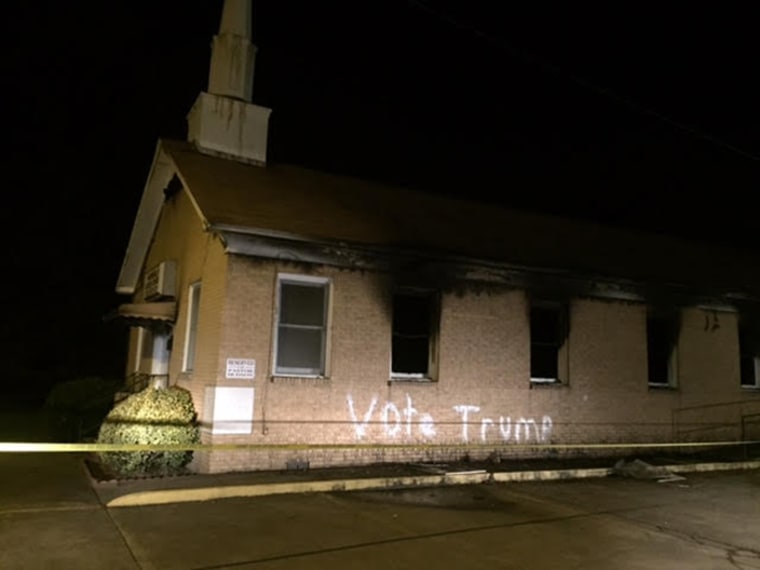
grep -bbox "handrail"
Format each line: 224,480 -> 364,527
672,398 -> 760,443
117,372 -> 151,401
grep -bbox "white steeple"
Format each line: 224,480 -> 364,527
187,0 -> 272,165
208,0 -> 255,101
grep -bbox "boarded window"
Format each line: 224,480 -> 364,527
392,291 -> 438,378
275,276 -> 329,376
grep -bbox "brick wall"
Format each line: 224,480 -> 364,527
127,187 -> 229,426
192,258 -> 760,473
131,202 -> 760,473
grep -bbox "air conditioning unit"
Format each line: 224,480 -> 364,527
144,260 -> 177,300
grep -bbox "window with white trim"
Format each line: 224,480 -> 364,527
182,282 -> 201,372
274,275 -> 329,376
530,302 -> 568,384
739,325 -> 760,389
391,290 -> 439,379
647,311 -> 679,388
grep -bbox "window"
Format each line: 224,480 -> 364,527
530,303 -> 568,383
274,275 -> 329,376
182,282 -> 201,372
739,326 -> 760,389
647,312 -> 679,387
391,290 -> 439,379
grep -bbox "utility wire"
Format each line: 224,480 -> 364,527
408,0 -> 760,163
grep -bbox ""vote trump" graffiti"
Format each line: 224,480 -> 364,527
347,394 -> 552,444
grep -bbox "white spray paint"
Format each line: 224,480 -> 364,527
346,394 -> 377,440
346,394 -> 553,444
382,402 -> 402,437
514,418 -> 537,443
493,416 -> 552,443
499,416 -> 512,440
403,394 -> 417,436
419,413 -> 436,438
541,416 -> 553,441
453,405 -> 480,443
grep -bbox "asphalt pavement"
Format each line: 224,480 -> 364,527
1,410 -> 759,569
1,451 -> 758,569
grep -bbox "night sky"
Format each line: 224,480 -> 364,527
2,1 -> 759,404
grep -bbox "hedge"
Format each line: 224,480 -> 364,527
97,386 -> 199,477
45,377 -> 120,441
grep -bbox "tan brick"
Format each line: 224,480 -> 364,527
134,215 -> 760,473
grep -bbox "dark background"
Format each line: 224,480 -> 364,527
2,1 -> 759,405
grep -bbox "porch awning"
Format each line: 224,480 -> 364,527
105,302 -> 176,327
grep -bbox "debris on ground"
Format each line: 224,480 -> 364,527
613,458 -> 687,483
411,463 -> 448,474
656,474 -> 688,484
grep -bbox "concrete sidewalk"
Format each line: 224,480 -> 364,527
5,460 -> 758,570
91,453 -> 760,508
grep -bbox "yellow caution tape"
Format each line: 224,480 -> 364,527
0,440 -> 757,453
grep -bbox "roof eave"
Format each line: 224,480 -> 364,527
214,225 -> 757,310
115,141 -> 179,295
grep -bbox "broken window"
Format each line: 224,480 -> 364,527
739,325 -> 760,389
182,282 -> 201,372
647,311 -> 679,387
530,303 -> 568,383
392,290 -> 438,379
275,275 -> 329,376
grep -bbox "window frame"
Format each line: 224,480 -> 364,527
646,311 -> 680,389
182,281 -> 202,373
390,288 -> 440,381
740,357 -> 760,389
529,301 -> 569,385
273,273 -> 331,378
739,325 -> 760,390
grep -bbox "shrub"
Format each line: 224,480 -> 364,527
97,386 -> 199,477
45,377 -> 120,441
45,377 -> 119,413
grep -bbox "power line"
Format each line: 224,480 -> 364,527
407,0 -> 760,163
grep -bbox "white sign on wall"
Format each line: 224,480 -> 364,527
225,358 -> 255,379
203,386 -> 255,435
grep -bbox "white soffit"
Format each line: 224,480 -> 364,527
116,142 -> 193,294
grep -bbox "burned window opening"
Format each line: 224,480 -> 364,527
392,291 -> 437,378
647,312 -> 679,387
530,303 -> 568,383
739,325 -> 760,388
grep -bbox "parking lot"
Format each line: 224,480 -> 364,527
0,450 -> 758,569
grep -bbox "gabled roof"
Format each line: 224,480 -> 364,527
118,138 -> 760,305
117,141 -> 182,294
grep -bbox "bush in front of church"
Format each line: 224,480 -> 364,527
44,376 -> 119,442
97,386 -> 199,477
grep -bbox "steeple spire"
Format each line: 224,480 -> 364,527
219,0 -> 252,37
187,0 -> 271,166
208,0 -> 256,102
